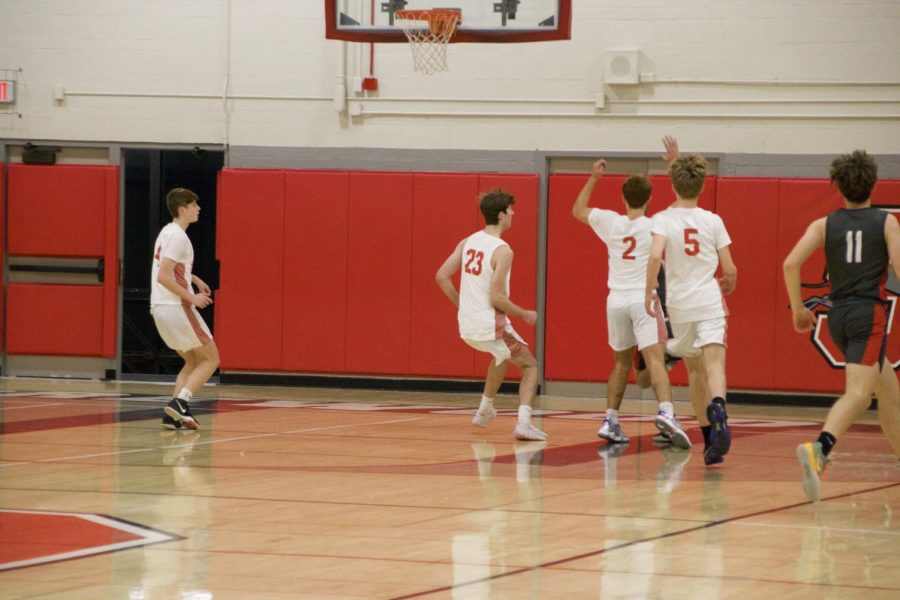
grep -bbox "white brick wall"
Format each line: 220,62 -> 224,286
0,0 -> 897,153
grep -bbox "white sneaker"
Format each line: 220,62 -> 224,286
598,419 -> 630,444
472,406 -> 496,428
514,422 -> 548,441
654,412 -> 691,449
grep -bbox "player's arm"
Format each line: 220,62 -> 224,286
645,233 -> 666,316
435,240 -> 464,308
490,246 -> 537,326
158,258 -> 212,308
572,159 -> 607,225
782,217 -> 825,333
886,212 -> 900,280
191,274 -> 211,295
716,245 -> 737,294
661,136 -> 680,163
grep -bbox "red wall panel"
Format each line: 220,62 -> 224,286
7,284 -> 104,355
216,169 -> 285,370
873,181 -> 900,365
545,173 -> 627,382
476,175 -> 539,379
346,172 -> 414,374
8,165 -> 108,257
715,179 -> 780,390
0,167 -> 4,350
102,168 -> 119,357
282,171 -> 349,373
409,173 -> 481,377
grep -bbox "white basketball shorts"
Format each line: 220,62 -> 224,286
667,317 -> 727,358
151,304 -> 213,352
606,296 -> 668,352
463,325 -> 528,365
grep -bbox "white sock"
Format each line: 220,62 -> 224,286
478,395 -> 494,413
177,388 -> 193,402
606,409 -> 619,425
517,404 -> 533,425
659,402 -> 674,418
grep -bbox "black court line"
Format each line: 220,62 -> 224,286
389,481 -> 900,600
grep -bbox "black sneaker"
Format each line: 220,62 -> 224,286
706,401 -> 731,457
164,398 -> 200,430
161,413 -> 183,430
704,446 -> 724,466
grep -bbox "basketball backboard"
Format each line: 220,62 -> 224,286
324,0 -> 571,43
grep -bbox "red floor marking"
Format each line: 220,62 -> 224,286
0,512 -> 142,564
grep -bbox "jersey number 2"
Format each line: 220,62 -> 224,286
464,249 -> 484,275
622,236 -> 637,260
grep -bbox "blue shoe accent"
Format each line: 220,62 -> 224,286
706,401 -> 731,457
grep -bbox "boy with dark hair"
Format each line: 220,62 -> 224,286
152,187 -> 220,430
573,159 -> 690,449
436,189 -> 547,441
784,150 -> 900,501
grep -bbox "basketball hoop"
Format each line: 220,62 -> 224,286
395,9 -> 461,75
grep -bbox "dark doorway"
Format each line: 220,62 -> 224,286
121,148 -> 224,377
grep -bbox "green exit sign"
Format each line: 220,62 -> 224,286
0,80 -> 15,103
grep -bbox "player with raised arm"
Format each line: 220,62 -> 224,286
572,159 -> 690,449
646,137 -> 738,465
784,150 -> 900,501
436,189 -> 547,441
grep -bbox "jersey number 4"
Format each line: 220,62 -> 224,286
845,230 -> 863,263
464,249 -> 485,275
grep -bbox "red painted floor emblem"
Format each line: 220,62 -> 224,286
0,509 -> 181,571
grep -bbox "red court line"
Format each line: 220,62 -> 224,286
388,481 -> 900,600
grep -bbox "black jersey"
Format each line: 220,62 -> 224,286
825,207 -> 889,304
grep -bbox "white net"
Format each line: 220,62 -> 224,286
396,10 -> 460,75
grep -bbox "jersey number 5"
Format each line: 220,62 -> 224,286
684,228 -> 700,256
464,249 -> 485,275
622,236 -> 637,260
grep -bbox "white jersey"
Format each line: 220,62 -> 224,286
588,208 -> 652,299
650,206 -> 731,323
458,231 -> 511,341
151,222 -> 194,308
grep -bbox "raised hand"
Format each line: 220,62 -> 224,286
591,159 -> 607,178
661,136 -> 680,163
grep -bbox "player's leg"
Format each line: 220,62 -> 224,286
162,351 -> 197,430
472,356 -> 508,427
874,360 -> 900,458
598,349 -> 633,443
507,344 -> 546,441
182,340 -> 221,395
642,343 -> 691,449
798,301 -> 885,501
700,342 -> 730,462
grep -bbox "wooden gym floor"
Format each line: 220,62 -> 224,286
0,377 -> 897,599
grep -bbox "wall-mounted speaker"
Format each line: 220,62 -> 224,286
603,50 -> 640,85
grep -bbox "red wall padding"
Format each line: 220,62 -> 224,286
282,171 -> 349,373
545,173 -> 628,382
6,165 -> 118,358
0,167 -> 4,350
8,165 -> 109,257
216,170 -> 285,370
873,181 -> 900,365
409,173 -> 481,378
715,179 -> 780,390
7,284 -> 104,355
346,172 -> 415,375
